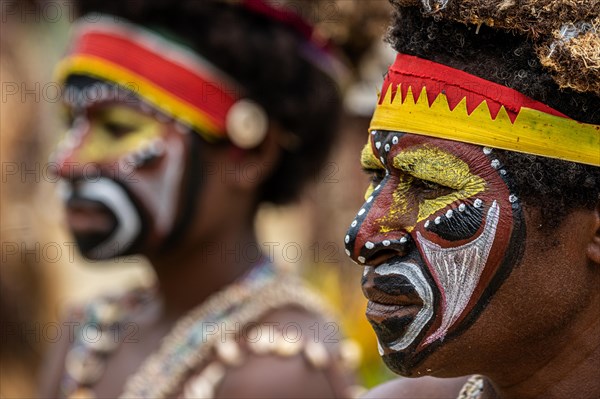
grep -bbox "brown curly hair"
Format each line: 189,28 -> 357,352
387,5 -> 600,227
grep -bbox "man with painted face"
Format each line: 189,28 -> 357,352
40,1 -> 357,398
344,0 -> 600,398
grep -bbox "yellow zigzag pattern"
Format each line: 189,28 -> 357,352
369,85 -> 600,166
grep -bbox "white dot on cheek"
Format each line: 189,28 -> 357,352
358,208 -> 366,216
392,136 -> 399,145
365,241 -> 374,249
367,196 -> 373,203
351,220 -> 357,227
375,142 -> 381,149
345,235 -> 350,244
358,256 -> 366,264
345,249 -> 351,256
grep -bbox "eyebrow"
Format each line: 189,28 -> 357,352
360,143 -> 384,170
392,146 -> 477,190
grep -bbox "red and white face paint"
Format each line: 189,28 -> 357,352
52,87 -> 193,260
345,131 -> 524,371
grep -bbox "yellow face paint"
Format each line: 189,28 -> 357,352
393,146 -> 486,223
66,105 -> 163,163
365,140 -> 487,234
361,143 -> 385,200
377,175 -> 414,233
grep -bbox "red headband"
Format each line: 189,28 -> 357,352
380,53 -> 566,122
370,53 -> 600,166
56,18 -> 241,141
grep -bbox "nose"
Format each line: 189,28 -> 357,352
51,117 -> 94,181
359,236 -> 413,266
344,176 -> 416,266
52,146 -> 103,182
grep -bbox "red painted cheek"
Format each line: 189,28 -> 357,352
413,162 -> 518,345
345,176 -> 419,265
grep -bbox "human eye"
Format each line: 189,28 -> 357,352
412,178 -> 453,198
363,168 -> 386,186
102,120 -> 136,138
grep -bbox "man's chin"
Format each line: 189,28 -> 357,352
72,232 -> 131,260
381,350 -> 427,377
375,332 -> 438,377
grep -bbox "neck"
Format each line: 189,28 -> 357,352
484,294 -> 600,399
148,222 -> 260,321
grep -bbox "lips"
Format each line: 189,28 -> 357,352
363,269 -> 422,335
362,259 -> 436,351
66,196 -> 117,234
362,268 -> 423,307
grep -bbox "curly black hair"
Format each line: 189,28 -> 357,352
76,0 -> 341,205
387,5 -> 600,227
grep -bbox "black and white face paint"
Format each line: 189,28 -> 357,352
64,177 -> 142,259
53,86 -> 196,260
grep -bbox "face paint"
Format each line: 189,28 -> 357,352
347,131 -> 524,373
53,90 -> 192,260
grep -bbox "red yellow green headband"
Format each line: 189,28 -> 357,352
370,53 -> 600,166
55,16 -> 267,148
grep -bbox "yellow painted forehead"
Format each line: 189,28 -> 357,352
360,143 -> 384,170
393,146 -> 478,190
62,104 -> 164,164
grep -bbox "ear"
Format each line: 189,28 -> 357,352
586,201 -> 600,264
225,123 -> 282,191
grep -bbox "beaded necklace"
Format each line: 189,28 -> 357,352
457,375 -> 485,399
60,259 -> 346,398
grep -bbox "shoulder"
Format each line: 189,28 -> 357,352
363,376 -> 471,399
182,306 -> 356,398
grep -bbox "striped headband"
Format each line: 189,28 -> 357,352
55,16 -> 267,148
370,53 -> 600,166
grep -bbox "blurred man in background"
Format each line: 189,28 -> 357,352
39,1 -> 359,397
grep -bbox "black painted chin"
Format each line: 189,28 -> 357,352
66,180 -> 146,260
66,197 -> 117,259
381,351 -> 422,376
369,316 -> 413,346
74,231 -> 112,259
371,317 -> 432,377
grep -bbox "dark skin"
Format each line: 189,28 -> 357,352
39,114 -> 341,397
362,204 -> 600,399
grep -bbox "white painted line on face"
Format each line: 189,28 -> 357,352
79,178 -> 142,259
418,200 -> 500,345
375,262 -> 435,351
